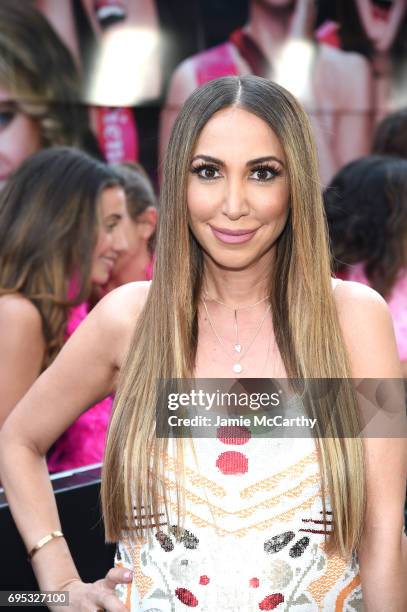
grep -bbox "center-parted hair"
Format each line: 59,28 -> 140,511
102,76 -> 364,558
0,147 -> 121,367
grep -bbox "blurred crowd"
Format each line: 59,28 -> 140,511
0,0 -> 406,473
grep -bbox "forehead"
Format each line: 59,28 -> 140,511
192,107 -> 285,163
98,185 -> 126,215
0,85 -> 12,101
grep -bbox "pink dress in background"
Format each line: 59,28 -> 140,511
47,262 -> 155,473
344,264 -> 407,361
47,302 -> 113,473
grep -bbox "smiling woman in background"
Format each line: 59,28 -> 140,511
103,162 -> 157,290
0,147 -> 127,460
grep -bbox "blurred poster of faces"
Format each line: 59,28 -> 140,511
1,0 -> 406,187
80,0 -> 162,105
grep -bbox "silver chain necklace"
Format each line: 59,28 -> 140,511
203,293 -> 269,354
202,298 -> 271,374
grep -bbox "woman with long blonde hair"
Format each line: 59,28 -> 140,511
0,76 -> 405,611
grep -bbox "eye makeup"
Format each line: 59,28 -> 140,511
190,163 -> 221,180
190,161 -> 282,182
0,101 -> 18,131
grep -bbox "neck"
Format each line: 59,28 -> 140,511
112,249 -> 152,286
245,1 -> 294,57
201,256 -> 272,308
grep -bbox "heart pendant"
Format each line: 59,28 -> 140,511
234,344 -> 242,353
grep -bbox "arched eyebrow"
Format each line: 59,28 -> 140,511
191,154 -> 285,167
103,213 -> 122,223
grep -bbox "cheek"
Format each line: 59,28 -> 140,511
252,186 -> 290,224
92,230 -> 109,260
125,224 -> 143,254
0,115 -> 41,166
187,182 -> 222,223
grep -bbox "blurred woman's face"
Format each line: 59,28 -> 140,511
81,0 -> 134,35
0,87 -> 41,190
91,185 -> 129,284
355,0 -> 407,53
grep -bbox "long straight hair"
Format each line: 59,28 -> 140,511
102,76 -> 365,558
0,147 -> 121,367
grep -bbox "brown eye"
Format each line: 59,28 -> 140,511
191,164 -> 221,180
251,166 -> 280,181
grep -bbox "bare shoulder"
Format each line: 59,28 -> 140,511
318,45 -> 370,104
91,281 -> 151,367
0,294 -> 43,343
165,57 -> 198,107
319,44 -> 370,73
332,280 -> 401,377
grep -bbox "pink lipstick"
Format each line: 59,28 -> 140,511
210,225 -> 259,244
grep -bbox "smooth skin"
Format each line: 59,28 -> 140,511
0,109 -> 406,610
0,186 -> 128,429
0,87 -> 42,191
105,205 -> 157,289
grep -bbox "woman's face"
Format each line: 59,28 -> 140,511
81,0 -> 140,34
0,87 -> 42,191
355,0 -> 406,53
187,107 -> 290,272
91,185 -> 129,284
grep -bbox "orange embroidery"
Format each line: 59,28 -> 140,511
163,454 -> 226,497
335,575 -> 361,612
308,549 -> 348,609
160,492 -> 320,537
161,472 -> 320,520
240,450 -> 318,499
126,539 -> 154,599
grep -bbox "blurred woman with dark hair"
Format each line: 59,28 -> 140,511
0,0 -> 100,191
0,148 -> 128,467
372,107 -> 407,157
105,162 -> 158,289
325,155 -> 407,375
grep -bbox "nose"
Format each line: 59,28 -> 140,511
112,224 -> 128,254
221,176 -> 249,221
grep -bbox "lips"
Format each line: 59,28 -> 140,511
371,0 -> 393,21
94,0 -> 127,29
101,256 -> 116,270
209,225 -> 259,244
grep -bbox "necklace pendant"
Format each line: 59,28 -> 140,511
233,363 -> 243,374
234,344 -> 242,353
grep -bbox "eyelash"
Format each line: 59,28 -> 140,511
0,111 -> 16,129
190,163 -> 281,182
106,222 -> 118,232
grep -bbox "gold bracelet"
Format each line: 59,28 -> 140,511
27,530 -> 64,561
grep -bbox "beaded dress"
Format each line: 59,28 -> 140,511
115,396 -> 361,611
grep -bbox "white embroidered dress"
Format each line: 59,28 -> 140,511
115,397 -> 361,611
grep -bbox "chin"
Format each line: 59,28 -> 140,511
90,269 -> 110,287
204,249 -> 263,271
